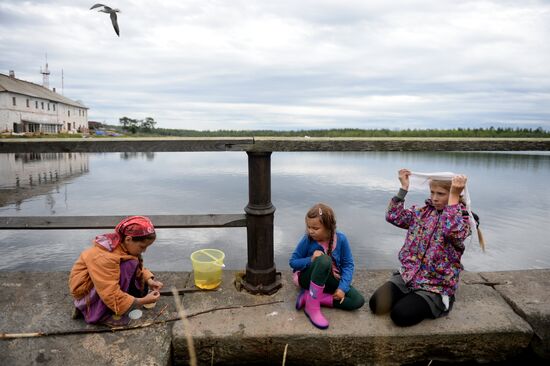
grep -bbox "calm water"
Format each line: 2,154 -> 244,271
1,151 -> 549,272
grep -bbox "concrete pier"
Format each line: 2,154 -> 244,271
0,269 -> 548,365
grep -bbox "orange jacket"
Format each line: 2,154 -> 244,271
69,240 -> 154,316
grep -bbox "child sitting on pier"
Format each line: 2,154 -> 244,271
69,215 -> 163,326
290,203 -> 365,329
369,169 -> 483,327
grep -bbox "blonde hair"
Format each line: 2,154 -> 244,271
429,179 -> 485,251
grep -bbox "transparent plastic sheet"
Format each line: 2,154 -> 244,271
409,171 -> 481,251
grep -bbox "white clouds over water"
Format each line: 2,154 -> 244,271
1,0 -> 549,130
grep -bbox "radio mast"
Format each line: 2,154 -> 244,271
40,54 -> 50,89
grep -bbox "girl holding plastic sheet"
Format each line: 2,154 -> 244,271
369,169 -> 484,327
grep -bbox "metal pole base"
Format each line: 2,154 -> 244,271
241,270 -> 282,295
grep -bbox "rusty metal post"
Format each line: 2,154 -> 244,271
242,151 -> 281,294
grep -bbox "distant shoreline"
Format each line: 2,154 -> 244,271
107,126 -> 550,138
2,126 -> 550,139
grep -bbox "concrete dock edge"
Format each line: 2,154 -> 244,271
1,269 -> 548,365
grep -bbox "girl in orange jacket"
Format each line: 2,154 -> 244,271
69,216 -> 163,326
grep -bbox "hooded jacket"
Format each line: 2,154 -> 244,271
386,197 -> 471,296
69,235 -> 154,316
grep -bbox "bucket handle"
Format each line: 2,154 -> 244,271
199,250 -> 226,267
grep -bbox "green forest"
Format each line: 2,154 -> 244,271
106,119 -> 550,137
147,127 -> 550,138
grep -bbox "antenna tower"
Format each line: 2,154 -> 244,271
40,54 -> 50,89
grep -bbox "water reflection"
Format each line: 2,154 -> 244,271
0,151 -> 549,272
0,153 -> 89,209
120,152 -> 156,161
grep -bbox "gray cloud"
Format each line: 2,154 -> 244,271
1,0 -> 549,130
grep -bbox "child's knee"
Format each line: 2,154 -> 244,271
313,254 -> 332,268
390,309 -> 406,326
390,294 -> 429,327
368,294 -> 378,313
342,288 -> 365,310
350,293 -> 365,310
390,308 -> 419,327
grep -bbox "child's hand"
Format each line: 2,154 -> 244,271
333,289 -> 345,303
147,278 -> 164,291
451,174 -> 467,194
311,250 -> 324,262
398,169 -> 411,190
141,290 -> 160,305
449,174 -> 467,205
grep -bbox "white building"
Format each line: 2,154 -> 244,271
0,71 -> 88,134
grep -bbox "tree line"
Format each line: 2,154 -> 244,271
118,117 -> 157,134
113,121 -> 550,138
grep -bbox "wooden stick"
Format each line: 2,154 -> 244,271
172,287 -> 197,366
159,287 -> 218,296
153,304 -> 169,321
0,300 -> 283,340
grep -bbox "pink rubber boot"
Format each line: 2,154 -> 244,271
295,289 -> 307,310
296,289 -> 334,310
319,292 -> 334,308
304,282 -> 329,329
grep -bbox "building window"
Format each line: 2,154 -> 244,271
41,102 -> 44,109
68,110 -> 70,117
26,99 -> 30,108
53,104 -> 56,111
27,123 -> 38,133
35,101 -> 38,109
47,103 -> 50,111
12,97 -> 16,106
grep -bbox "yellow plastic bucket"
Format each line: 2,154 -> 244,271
190,249 -> 225,289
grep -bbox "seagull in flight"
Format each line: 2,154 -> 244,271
90,4 -> 120,36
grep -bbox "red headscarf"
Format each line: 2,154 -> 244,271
95,216 -> 156,251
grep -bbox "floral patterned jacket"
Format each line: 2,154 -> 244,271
386,197 -> 471,296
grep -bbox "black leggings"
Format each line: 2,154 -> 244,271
369,281 -> 433,327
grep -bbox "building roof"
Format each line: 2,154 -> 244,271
0,73 -> 87,109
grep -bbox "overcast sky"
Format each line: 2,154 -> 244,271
1,0 -> 549,130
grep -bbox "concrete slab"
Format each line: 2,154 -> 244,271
0,271 -> 190,366
480,269 -> 550,359
172,270 -> 533,365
